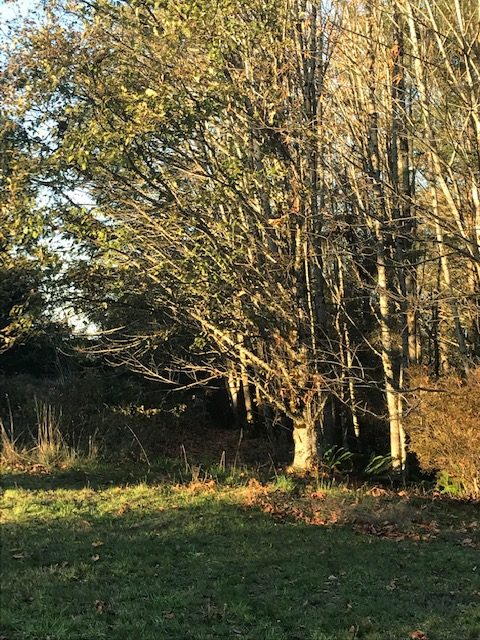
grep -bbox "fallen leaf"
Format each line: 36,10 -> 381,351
94,600 -> 107,614
367,486 -> 388,497
91,541 -> 104,548
116,504 -> 131,515
386,578 -> 398,591
91,554 -> 100,562
409,631 -> 428,640
461,538 -> 474,547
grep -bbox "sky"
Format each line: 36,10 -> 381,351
0,0 -> 42,47
0,0 -> 38,22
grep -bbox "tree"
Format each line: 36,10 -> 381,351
5,0 -> 478,473
6,0 -> 350,469
0,113 -> 53,352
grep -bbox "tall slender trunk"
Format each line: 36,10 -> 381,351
226,361 -> 242,428
431,186 -> 469,372
365,1 -> 406,470
376,224 -> 407,470
334,254 -> 360,442
391,7 -> 417,366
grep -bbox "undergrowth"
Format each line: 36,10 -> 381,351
0,398 -> 99,471
406,367 -> 480,499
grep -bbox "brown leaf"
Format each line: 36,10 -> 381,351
367,487 -> 388,497
94,600 -> 107,614
409,631 -> 428,640
461,538 -> 475,547
386,578 -> 398,591
91,540 -> 104,548
116,504 -> 131,515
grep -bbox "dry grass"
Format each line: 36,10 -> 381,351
0,418 -> 23,466
0,399 -> 98,471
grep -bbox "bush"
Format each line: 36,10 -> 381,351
405,367 -> 480,499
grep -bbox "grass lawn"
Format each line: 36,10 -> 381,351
1,466 -> 479,640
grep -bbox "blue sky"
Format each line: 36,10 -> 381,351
0,0 -> 42,45
0,0 -> 38,21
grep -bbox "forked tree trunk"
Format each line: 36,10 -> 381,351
290,394 -> 328,471
291,418 -> 318,471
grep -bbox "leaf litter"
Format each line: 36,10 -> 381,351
243,481 -> 480,543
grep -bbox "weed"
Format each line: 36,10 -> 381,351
0,418 -> 23,466
321,446 -> 355,474
35,399 -> 72,467
435,470 -> 465,498
364,454 -> 394,476
0,399 -> 100,471
272,473 -> 297,492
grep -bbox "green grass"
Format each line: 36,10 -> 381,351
1,467 -> 479,640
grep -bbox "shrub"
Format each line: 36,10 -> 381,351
405,367 -> 480,499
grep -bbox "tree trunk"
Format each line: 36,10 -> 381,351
377,239 -> 407,471
226,362 -> 242,428
291,418 -> 318,471
237,333 -> 254,428
290,391 -> 328,471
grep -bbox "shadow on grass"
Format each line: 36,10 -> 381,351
2,492 -> 479,640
